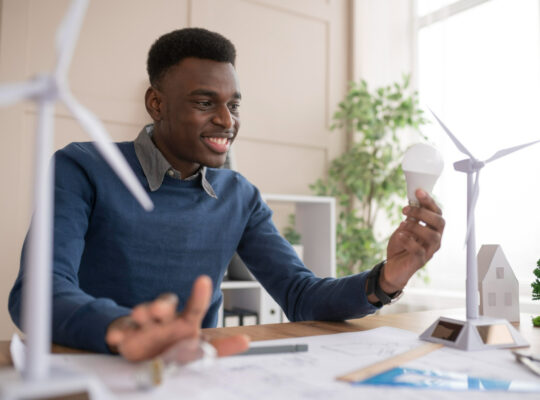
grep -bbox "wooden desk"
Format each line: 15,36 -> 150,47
203,309 -> 540,351
1,309 -> 538,368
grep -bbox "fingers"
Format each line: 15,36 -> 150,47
403,190 -> 445,233
385,190 -> 445,288
121,330 -> 250,362
398,190 -> 444,261
211,334 -> 250,357
400,219 -> 442,256
415,189 -> 442,214
179,275 -> 212,326
117,318 -> 198,361
150,293 -> 179,323
396,231 -> 427,259
106,315 -> 139,348
403,205 -> 445,232
107,276 -> 214,362
106,292 -> 182,359
131,292 -> 179,327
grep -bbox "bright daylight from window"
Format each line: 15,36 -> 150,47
414,0 -> 540,306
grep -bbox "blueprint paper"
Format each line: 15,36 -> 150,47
47,326 -> 540,399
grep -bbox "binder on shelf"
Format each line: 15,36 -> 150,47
224,307 -> 259,326
235,307 -> 259,326
223,309 -> 241,327
242,314 -> 258,326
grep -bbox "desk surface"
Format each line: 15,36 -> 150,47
1,309 -> 538,367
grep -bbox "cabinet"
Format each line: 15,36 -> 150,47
218,194 -> 336,327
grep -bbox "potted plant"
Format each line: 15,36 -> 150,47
532,259 -> 540,327
311,75 -> 427,277
283,214 -> 303,261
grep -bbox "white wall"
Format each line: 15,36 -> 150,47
352,0 -> 414,86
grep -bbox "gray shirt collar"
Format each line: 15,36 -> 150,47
134,124 -> 217,198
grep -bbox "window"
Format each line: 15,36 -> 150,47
415,0 -> 540,297
488,292 -> 496,307
496,267 -> 504,279
504,292 -> 512,306
417,0 -> 457,16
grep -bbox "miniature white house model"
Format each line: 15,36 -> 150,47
477,244 -> 520,322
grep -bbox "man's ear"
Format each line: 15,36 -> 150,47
145,87 -> 163,121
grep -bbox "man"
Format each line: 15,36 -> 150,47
9,28 -> 444,362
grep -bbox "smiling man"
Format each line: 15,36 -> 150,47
9,28 -> 445,362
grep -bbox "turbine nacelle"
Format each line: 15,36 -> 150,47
454,159 -> 485,173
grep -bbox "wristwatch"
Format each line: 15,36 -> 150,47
366,260 -> 403,306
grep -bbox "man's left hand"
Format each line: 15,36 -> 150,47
379,189 -> 445,294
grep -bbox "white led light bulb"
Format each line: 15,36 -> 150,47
402,143 -> 444,206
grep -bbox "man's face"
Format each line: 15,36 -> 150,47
148,57 -> 241,176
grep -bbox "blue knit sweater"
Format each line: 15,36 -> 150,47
9,141 -> 377,353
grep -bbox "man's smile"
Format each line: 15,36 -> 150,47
202,136 -> 232,153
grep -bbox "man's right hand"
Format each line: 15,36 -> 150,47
106,275 -> 249,362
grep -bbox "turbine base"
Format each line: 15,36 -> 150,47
420,316 -> 529,351
0,367 -> 113,400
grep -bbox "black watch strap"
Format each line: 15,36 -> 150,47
366,260 -> 402,306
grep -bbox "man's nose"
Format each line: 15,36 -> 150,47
212,105 -> 234,130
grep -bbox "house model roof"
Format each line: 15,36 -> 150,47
477,244 -> 517,284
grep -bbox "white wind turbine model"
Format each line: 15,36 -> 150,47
420,109 -> 538,351
0,0 -> 153,398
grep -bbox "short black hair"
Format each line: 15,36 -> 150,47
147,27 -> 236,86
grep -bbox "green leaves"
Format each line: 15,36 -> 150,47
334,209 -> 385,276
312,75 -> 426,276
283,214 -> 302,245
532,259 -> 540,301
332,76 -> 424,145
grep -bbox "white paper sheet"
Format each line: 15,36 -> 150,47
47,326 -> 540,399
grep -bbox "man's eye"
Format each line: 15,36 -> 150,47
229,103 -> 240,112
197,101 -> 212,108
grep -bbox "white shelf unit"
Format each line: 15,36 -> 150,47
218,194 -> 336,327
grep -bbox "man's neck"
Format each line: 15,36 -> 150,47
150,132 -> 201,179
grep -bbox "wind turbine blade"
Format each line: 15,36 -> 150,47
428,108 -> 475,159
55,0 -> 90,77
0,79 -> 47,107
61,93 -> 153,211
485,139 -> 540,163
